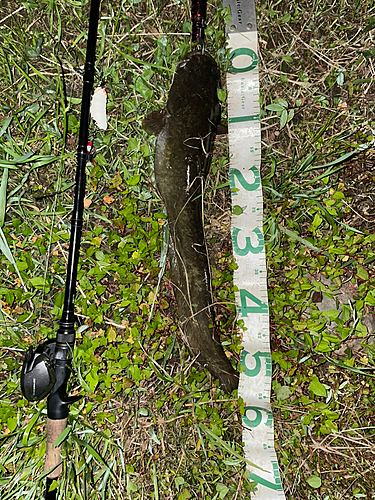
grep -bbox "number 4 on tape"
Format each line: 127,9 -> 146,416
240,289 -> 268,316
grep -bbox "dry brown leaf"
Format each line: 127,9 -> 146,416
103,195 -> 114,204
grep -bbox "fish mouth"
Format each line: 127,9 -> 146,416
176,51 -> 214,69
173,51 -> 219,93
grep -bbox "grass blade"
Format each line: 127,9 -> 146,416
278,224 -> 321,251
0,167 -> 8,227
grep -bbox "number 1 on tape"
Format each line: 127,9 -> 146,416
221,0 -> 286,498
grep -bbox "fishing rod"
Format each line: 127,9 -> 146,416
191,0 -> 206,50
20,0 -> 101,498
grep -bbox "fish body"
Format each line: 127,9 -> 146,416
144,52 -> 238,393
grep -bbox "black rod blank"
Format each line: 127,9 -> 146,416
191,0 -> 207,48
47,0 -> 101,421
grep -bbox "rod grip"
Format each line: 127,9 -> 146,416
44,417 -> 67,478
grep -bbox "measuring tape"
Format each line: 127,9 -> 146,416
221,1 -> 286,497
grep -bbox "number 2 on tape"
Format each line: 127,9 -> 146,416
229,166 -> 260,194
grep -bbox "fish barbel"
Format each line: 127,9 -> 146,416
144,51 -> 239,393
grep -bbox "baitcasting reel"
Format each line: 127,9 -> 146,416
20,340 -> 56,402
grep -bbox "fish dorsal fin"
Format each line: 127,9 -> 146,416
142,110 -> 167,136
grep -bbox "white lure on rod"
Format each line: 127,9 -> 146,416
90,87 -> 107,130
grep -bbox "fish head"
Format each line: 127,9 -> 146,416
167,52 -> 220,120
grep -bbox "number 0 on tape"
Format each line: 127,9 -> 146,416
222,0 -> 286,497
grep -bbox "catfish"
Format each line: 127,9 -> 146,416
144,51 -> 239,393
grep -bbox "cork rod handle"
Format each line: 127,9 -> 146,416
44,417 -> 67,479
